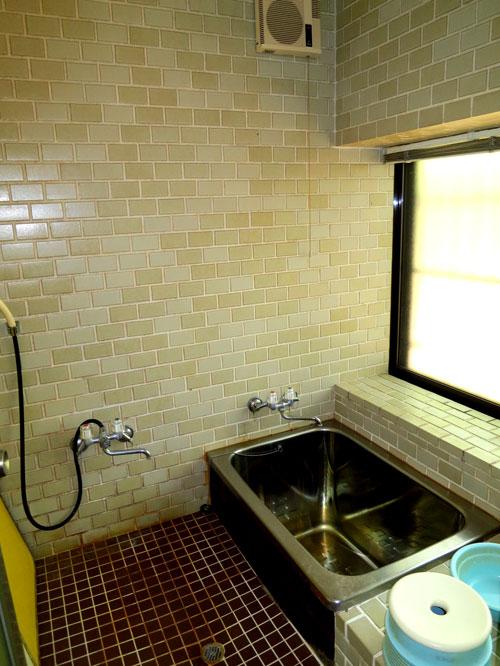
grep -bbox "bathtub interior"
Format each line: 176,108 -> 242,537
231,430 -> 464,575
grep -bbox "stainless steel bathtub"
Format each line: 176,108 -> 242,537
208,422 -> 498,659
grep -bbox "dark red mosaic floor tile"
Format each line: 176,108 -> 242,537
36,511 -> 321,665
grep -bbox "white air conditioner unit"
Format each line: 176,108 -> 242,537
255,0 -> 321,57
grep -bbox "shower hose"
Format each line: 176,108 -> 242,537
11,333 -> 101,531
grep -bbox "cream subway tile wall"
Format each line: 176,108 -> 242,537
336,0 -> 500,146
0,0 -> 394,556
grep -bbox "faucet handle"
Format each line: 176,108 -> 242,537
285,386 -> 298,401
113,417 -> 124,433
80,423 -> 94,442
112,417 -> 134,441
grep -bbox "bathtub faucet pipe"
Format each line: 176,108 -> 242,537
247,388 -> 322,427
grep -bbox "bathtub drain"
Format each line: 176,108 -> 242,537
201,642 -> 225,664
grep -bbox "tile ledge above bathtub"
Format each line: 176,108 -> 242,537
333,374 -> 500,520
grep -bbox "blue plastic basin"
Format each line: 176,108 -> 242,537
450,542 -> 500,623
384,609 -> 492,666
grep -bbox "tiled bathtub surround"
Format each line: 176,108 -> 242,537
336,0 -> 500,145
0,0 -> 394,557
36,511 -> 322,666
334,374 -> 500,520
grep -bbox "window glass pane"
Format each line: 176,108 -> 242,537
405,152 -> 500,405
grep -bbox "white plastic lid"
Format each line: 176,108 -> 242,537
388,572 -> 492,653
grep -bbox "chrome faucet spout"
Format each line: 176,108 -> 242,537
278,410 -> 323,427
102,444 -> 151,459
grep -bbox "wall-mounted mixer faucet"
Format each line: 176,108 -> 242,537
247,388 -> 322,426
1,295 -> 152,530
76,418 -> 151,458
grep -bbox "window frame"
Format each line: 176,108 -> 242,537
388,159 -> 500,420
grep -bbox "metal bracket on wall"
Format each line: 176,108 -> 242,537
0,452 -> 8,478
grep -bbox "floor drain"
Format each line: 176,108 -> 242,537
200,642 -> 225,664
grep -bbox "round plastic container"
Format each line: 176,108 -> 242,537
383,572 -> 492,666
451,542 -> 500,623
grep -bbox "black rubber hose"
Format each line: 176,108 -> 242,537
12,333 -> 103,531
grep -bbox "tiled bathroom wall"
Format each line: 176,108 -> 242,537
336,0 -> 500,145
0,0 -> 394,556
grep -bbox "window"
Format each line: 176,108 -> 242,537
389,149 -> 500,419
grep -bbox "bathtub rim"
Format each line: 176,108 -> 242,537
207,419 -> 499,611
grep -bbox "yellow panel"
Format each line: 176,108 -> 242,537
0,497 -> 38,666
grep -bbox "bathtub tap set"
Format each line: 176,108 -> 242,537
247,387 -> 323,426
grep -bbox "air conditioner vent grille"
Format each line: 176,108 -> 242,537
258,0 -> 264,43
267,0 -> 303,44
255,0 -> 321,56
